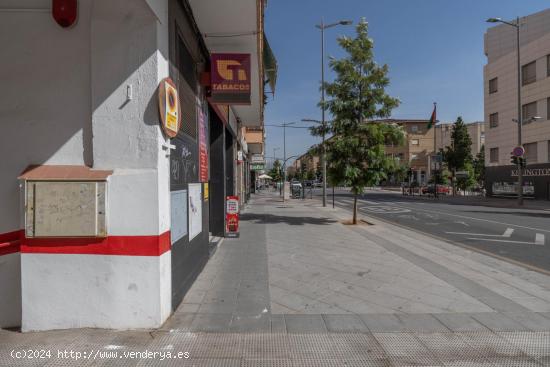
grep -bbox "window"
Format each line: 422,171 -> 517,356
548,141 -> 550,162
411,139 -> 419,145
490,147 -> 499,163
547,97 -> 550,120
524,142 -> 538,164
547,55 -> 550,77
489,77 -> 498,94
489,113 -> 499,128
522,101 -> 538,122
522,61 -> 536,85
411,125 -> 418,133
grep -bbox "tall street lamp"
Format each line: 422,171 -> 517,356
315,18 -> 353,207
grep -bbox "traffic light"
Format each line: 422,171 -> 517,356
519,157 -> 527,168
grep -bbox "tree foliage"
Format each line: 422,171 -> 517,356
268,159 -> 282,182
442,117 -> 473,193
473,145 -> 485,187
316,19 -> 404,223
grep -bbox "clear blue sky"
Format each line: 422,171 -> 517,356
263,0 -> 548,167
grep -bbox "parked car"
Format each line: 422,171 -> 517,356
421,184 -> 450,195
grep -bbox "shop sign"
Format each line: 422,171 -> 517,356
198,108 -> 208,182
158,77 -> 181,138
237,150 -> 243,162
251,163 -> 265,171
226,196 -> 240,238
251,154 -> 264,163
211,53 -> 251,105
511,168 -> 550,177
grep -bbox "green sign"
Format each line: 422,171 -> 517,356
251,163 -> 265,171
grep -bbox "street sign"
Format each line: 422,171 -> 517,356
455,171 -> 469,178
251,163 -> 265,171
512,146 -> 525,157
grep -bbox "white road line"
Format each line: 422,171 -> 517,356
445,228 -> 514,238
467,236 -> 545,246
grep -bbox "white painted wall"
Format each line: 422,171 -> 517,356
0,0 -> 173,330
22,252 -> 170,331
0,253 -> 21,328
0,1 -> 93,234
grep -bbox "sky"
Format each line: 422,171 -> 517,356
263,0 -> 549,168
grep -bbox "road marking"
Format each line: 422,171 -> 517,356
467,233 -> 545,246
454,221 -> 470,227
360,206 -> 411,214
445,228 -> 514,238
358,199 -> 550,234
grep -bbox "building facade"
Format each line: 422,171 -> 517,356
435,121 -> 486,156
383,119 -> 434,184
484,9 -> 550,200
0,0 -> 274,331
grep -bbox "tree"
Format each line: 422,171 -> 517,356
473,145 -> 485,188
307,169 -> 316,180
317,19 -> 404,224
269,159 -> 282,182
442,117 -> 472,195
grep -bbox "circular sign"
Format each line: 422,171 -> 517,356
158,77 -> 181,138
512,146 -> 525,157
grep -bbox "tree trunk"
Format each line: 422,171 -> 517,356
352,193 -> 358,225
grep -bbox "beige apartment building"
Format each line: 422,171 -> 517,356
484,8 -> 550,200
435,121 -> 485,156
292,152 -> 320,178
383,119 -> 434,184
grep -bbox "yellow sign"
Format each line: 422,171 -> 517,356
203,183 -> 209,201
164,81 -> 179,133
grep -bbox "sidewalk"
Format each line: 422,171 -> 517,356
1,191 -> 549,366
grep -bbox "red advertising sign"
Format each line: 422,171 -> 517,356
226,196 -> 240,237
198,108 -> 208,182
211,53 -> 251,105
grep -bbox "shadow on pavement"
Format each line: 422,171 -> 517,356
240,213 -> 337,226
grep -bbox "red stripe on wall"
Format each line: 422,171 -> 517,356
0,230 -> 22,256
20,231 -> 171,256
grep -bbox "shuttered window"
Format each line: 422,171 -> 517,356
489,113 -> 499,128
522,101 -> 537,122
489,78 -> 498,94
490,148 -> 499,163
522,61 -> 536,85
524,142 -> 538,164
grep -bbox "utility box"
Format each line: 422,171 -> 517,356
20,166 -> 112,238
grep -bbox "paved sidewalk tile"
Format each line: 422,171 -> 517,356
322,314 -> 369,332
432,313 -> 490,332
284,314 -> 327,333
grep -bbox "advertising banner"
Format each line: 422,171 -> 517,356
226,196 -> 240,237
211,53 -> 251,105
198,108 -> 209,182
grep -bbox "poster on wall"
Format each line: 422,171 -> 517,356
188,183 -> 202,241
198,107 -> 209,182
170,190 -> 188,244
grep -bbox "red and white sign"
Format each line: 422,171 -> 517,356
198,108 -> 208,182
226,196 -> 240,237
211,53 -> 251,105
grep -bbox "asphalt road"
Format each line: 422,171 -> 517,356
310,188 -> 550,273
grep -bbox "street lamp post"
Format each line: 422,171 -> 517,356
265,122 -> 297,201
315,18 -> 352,207
486,16 -> 525,205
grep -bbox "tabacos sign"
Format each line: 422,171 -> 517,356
211,53 -> 251,105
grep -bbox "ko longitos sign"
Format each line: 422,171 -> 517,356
158,77 -> 181,138
211,53 -> 251,105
